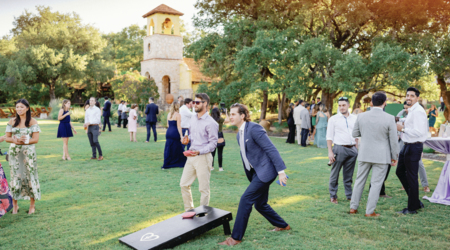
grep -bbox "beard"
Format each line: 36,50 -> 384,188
195,105 -> 204,113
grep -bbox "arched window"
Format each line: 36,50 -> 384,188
148,43 -> 151,52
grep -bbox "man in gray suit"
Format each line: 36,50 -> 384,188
349,92 -> 399,217
300,104 -> 311,147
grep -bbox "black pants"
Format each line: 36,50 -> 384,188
117,111 -> 122,127
301,128 -> 309,147
146,122 -> 157,142
441,102 -> 445,111
212,146 -> 224,167
103,115 -> 111,131
87,125 -> 102,157
122,117 -> 128,128
286,124 -> 296,143
396,143 -> 423,211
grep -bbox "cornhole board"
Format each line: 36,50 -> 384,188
119,206 -> 232,250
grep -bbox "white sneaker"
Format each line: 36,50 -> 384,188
219,168 -> 224,171
211,167 -> 214,171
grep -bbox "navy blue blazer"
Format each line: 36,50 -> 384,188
102,101 -> 111,117
145,103 -> 159,123
236,122 -> 287,183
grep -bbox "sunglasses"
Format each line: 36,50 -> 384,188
338,97 -> 349,101
194,101 -> 206,105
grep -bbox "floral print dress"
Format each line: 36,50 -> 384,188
6,124 -> 41,200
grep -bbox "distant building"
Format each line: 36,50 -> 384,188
141,4 -> 215,109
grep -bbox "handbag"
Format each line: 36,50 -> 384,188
217,132 -> 225,147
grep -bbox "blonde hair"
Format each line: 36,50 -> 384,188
319,103 -> 327,113
131,104 -> 138,109
61,99 -> 71,110
169,101 -> 180,119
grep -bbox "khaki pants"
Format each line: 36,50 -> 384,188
180,153 -> 213,211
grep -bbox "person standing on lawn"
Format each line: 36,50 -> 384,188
57,99 -> 77,160
218,103 -> 290,246
144,97 -> 159,142
102,96 -> 112,132
327,97 -> 358,204
300,104 -> 311,147
349,92 -> 399,217
128,104 -> 139,142
294,100 -> 305,145
117,100 -> 124,128
396,87 -> 428,215
180,93 -> 218,211
84,97 -> 103,161
179,98 -> 195,150
4,99 -> 42,215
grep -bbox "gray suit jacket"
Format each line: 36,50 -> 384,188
352,108 -> 399,164
300,109 -> 311,129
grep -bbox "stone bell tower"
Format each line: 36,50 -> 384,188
140,4 -> 191,109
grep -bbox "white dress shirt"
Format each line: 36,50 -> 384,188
326,113 -> 357,145
180,105 -> 195,128
118,103 -> 123,111
239,122 -> 284,174
85,106 -> 101,124
402,102 -> 428,143
121,105 -> 129,113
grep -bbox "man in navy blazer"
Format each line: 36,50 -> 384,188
219,103 -> 291,246
145,97 -> 159,142
102,96 -> 112,132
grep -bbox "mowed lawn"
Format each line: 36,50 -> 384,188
0,119 -> 449,249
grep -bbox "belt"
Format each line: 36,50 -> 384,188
339,145 -> 355,148
404,142 -> 423,145
89,124 -> 100,127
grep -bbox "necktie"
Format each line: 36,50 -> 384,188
240,130 -> 251,171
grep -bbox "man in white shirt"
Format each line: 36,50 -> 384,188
395,87 -> 428,214
326,97 -> 358,204
294,100 -> 305,145
84,97 -> 103,161
117,100 -> 124,128
179,98 -> 195,150
121,101 -> 129,129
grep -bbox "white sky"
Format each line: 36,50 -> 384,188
0,0 -> 198,37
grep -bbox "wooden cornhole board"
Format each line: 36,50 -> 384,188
119,206 -> 232,250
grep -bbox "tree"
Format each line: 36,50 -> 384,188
1,6 -> 112,101
110,70 -> 159,105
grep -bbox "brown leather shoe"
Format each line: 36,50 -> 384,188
380,195 -> 392,198
90,157 -> 97,160
349,209 -> 358,214
424,186 -> 430,192
98,156 -> 103,161
347,198 -> 351,201
330,198 -> 338,204
272,225 -> 291,231
365,212 -> 380,217
218,237 -> 242,246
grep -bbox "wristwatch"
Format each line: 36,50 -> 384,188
401,128 -> 405,133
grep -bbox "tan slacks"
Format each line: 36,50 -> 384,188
180,153 -> 213,211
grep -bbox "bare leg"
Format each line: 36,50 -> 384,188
62,138 -> 67,160
29,198 -> 35,214
66,138 -> 71,160
133,132 -> 137,142
129,132 -> 132,141
12,199 -> 19,214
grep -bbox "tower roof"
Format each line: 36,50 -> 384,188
142,4 -> 184,18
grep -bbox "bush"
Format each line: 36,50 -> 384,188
49,99 -> 63,120
224,124 -> 238,131
71,107 -> 87,123
158,111 -> 169,128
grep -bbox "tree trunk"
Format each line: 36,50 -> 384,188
277,92 -> 286,124
49,81 -> 56,101
437,76 -> 450,122
321,90 -> 334,114
260,90 -> 268,120
353,91 -> 369,110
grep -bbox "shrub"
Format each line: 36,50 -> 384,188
49,99 -> 63,120
158,111 -> 169,128
70,107 -> 87,123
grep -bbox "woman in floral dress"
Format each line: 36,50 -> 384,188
4,99 -> 41,215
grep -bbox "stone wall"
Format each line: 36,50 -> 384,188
143,34 -> 183,60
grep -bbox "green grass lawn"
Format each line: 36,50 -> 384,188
0,119 -> 449,249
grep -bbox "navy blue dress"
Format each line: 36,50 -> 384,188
57,111 -> 73,138
162,120 -> 187,169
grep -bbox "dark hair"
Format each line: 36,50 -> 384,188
84,99 -> 90,106
96,101 -> 100,108
149,97 -> 154,101
104,96 -> 109,100
338,97 -> 350,104
372,92 -> 387,106
184,98 -> 193,105
121,100 -> 125,103
305,104 -> 310,108
317,97 -> 321,100
13,99 -> 32,128
230,103 -> 251,122
406,87 -> 420,97
195,93 -> 210,105
211,108 -> 221,122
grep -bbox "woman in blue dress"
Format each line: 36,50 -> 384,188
162,101 -> 187,169
57,100 -> 77,160
314,104 -> 329,148
427,104 -> 438,136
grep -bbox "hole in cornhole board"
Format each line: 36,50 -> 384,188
119,206 -> 233,250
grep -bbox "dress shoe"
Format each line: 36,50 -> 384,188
424,186 -> 431,192
397,208 -> 417,214
349,209 -> 358,214
365,212 -> 380,217
330,198 -> 338,204
347,198 -> 351,201
98,156 -> 103,161
90,157 -> 97,160
420,201 -> 425,209
272,225 -> 291,231
379,195 -> 392,198
218,237 -> 242,246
